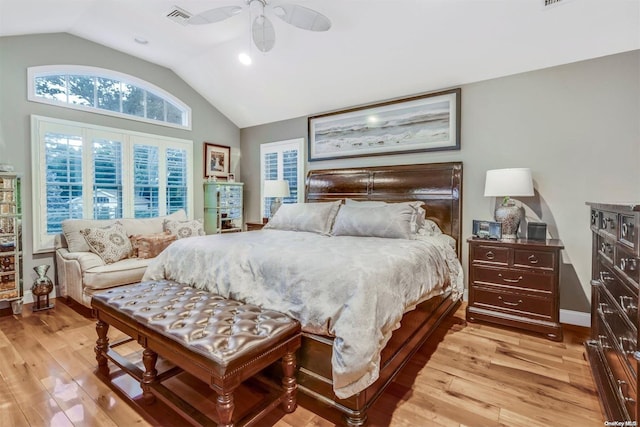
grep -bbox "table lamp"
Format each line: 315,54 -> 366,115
264,180 -> 290,218
484,168 -> 534,239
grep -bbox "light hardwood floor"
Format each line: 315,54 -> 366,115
0,300 -> 603,426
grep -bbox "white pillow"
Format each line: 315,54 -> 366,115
264,201 -> 342,235
164,218 -> 205,239
80,221 -> 132,264
344,199 -> 425,234
332,203 -> 415,239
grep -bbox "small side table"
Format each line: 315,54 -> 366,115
246,221 -> 266,231
466,237 -> 564,341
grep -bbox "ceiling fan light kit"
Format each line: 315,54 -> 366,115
179,0 -> 331,53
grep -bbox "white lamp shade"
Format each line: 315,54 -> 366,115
264,180 -> 290,198
484,168 -> 534,197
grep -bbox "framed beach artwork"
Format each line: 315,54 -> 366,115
204,143 -> 230,178
308,88 -> 460,161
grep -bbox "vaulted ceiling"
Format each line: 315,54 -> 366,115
1,0 -> 638,128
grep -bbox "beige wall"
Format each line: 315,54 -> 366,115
240,50 -> 640,313
0,33 -> 240,304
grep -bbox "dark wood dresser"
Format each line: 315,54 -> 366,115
585,202 -> 640,423
466,238 -> 564,341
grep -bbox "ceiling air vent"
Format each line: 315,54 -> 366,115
166,6 -> 192,25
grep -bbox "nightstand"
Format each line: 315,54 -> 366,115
246,221 -> 266,231
466,237 -> 564,341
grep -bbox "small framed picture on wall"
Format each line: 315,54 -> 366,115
204,143 -> 230,178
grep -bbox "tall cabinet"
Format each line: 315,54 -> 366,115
585,202 -> 639,423
203,182 -> 244,234
0,173 -> 22,311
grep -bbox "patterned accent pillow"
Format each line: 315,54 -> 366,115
332,203 -> 415,239
80,221 -> 132,264
264,201 -> 342,235
164,218 -> 205,239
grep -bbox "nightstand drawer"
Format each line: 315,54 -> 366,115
471,245 -> 509,265
471,286 -> 553,319
472,266 -> 553,292
513,249 -> 555,270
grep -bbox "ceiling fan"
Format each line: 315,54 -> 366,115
186,0 -> 332,53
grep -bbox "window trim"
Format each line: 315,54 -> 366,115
27,65 -> 192,130
259,138 -> 305,218
31,114 -> 194,253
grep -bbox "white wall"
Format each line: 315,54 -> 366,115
240,50 -> 640,313
0,33 -> 240,305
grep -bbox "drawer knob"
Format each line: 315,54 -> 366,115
485,251 -> 495,260
617,380 -> 636,404
599,271 -> 614,282
498,273 -> 523,283
600,242 -> 612,254
598,302 -> 614,315
527,254 -> 539,264
620,258 -> 637,272
618,336 -> 637,355
619,295 -> 638,314
498,295 -> 522,306
598,335 -> 612,349
622,222 -> 634,238
602,217 -> 615,230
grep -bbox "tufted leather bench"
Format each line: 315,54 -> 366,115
91,280 -> 301,427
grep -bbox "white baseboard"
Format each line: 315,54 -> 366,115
464,289 -> 590,327
560,309 -> 591,327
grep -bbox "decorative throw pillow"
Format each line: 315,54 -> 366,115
332,203 -> 415,239
164,218 -> 205,239
263,201 -> 342,235
130,232 -> 177,259
80,221 -> 132,264
343,199 -> 426,234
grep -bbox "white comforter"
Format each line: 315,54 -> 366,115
142,229 -> 463,398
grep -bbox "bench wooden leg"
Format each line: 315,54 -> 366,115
281,351 -> 297,413
216,391 -> 234,427
141,347 -> 158,404
95,319 -> 109,376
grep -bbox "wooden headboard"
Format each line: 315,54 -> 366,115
305,162 -> 463,258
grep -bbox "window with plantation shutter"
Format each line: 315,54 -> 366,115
259,138 -> 304,218
166,148 -> 188,214
133,145 -> 160,218
32,115 -> 193,253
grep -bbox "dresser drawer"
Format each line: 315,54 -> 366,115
619,214 -> 638,254
513,249 -> 555,270
471,286 -> 553,319
472,266 -> 553,292
597,289 -> 637,379
615,244 -> 640,287
471,244 -> 509,265
598,234 -> 615,262
597,264 -> 638,321
600,210 -> 618,236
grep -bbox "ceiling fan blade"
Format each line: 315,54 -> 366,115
252,15 -> 276,52
188,6 -> 244,25
272,4 -> 331,32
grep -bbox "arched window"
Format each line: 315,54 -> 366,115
28,65 -> 191,129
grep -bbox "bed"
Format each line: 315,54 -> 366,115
143,161 -> 463,426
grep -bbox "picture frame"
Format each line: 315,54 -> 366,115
472,220 -> 502,240
204,143 -> 230,178
308,88 -> 460,161
228,173 -> 235,183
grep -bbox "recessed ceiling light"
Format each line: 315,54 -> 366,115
134,37 -> 149,45
238,53 -> 252,66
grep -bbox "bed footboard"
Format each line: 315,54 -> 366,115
286,291 -> 461,426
